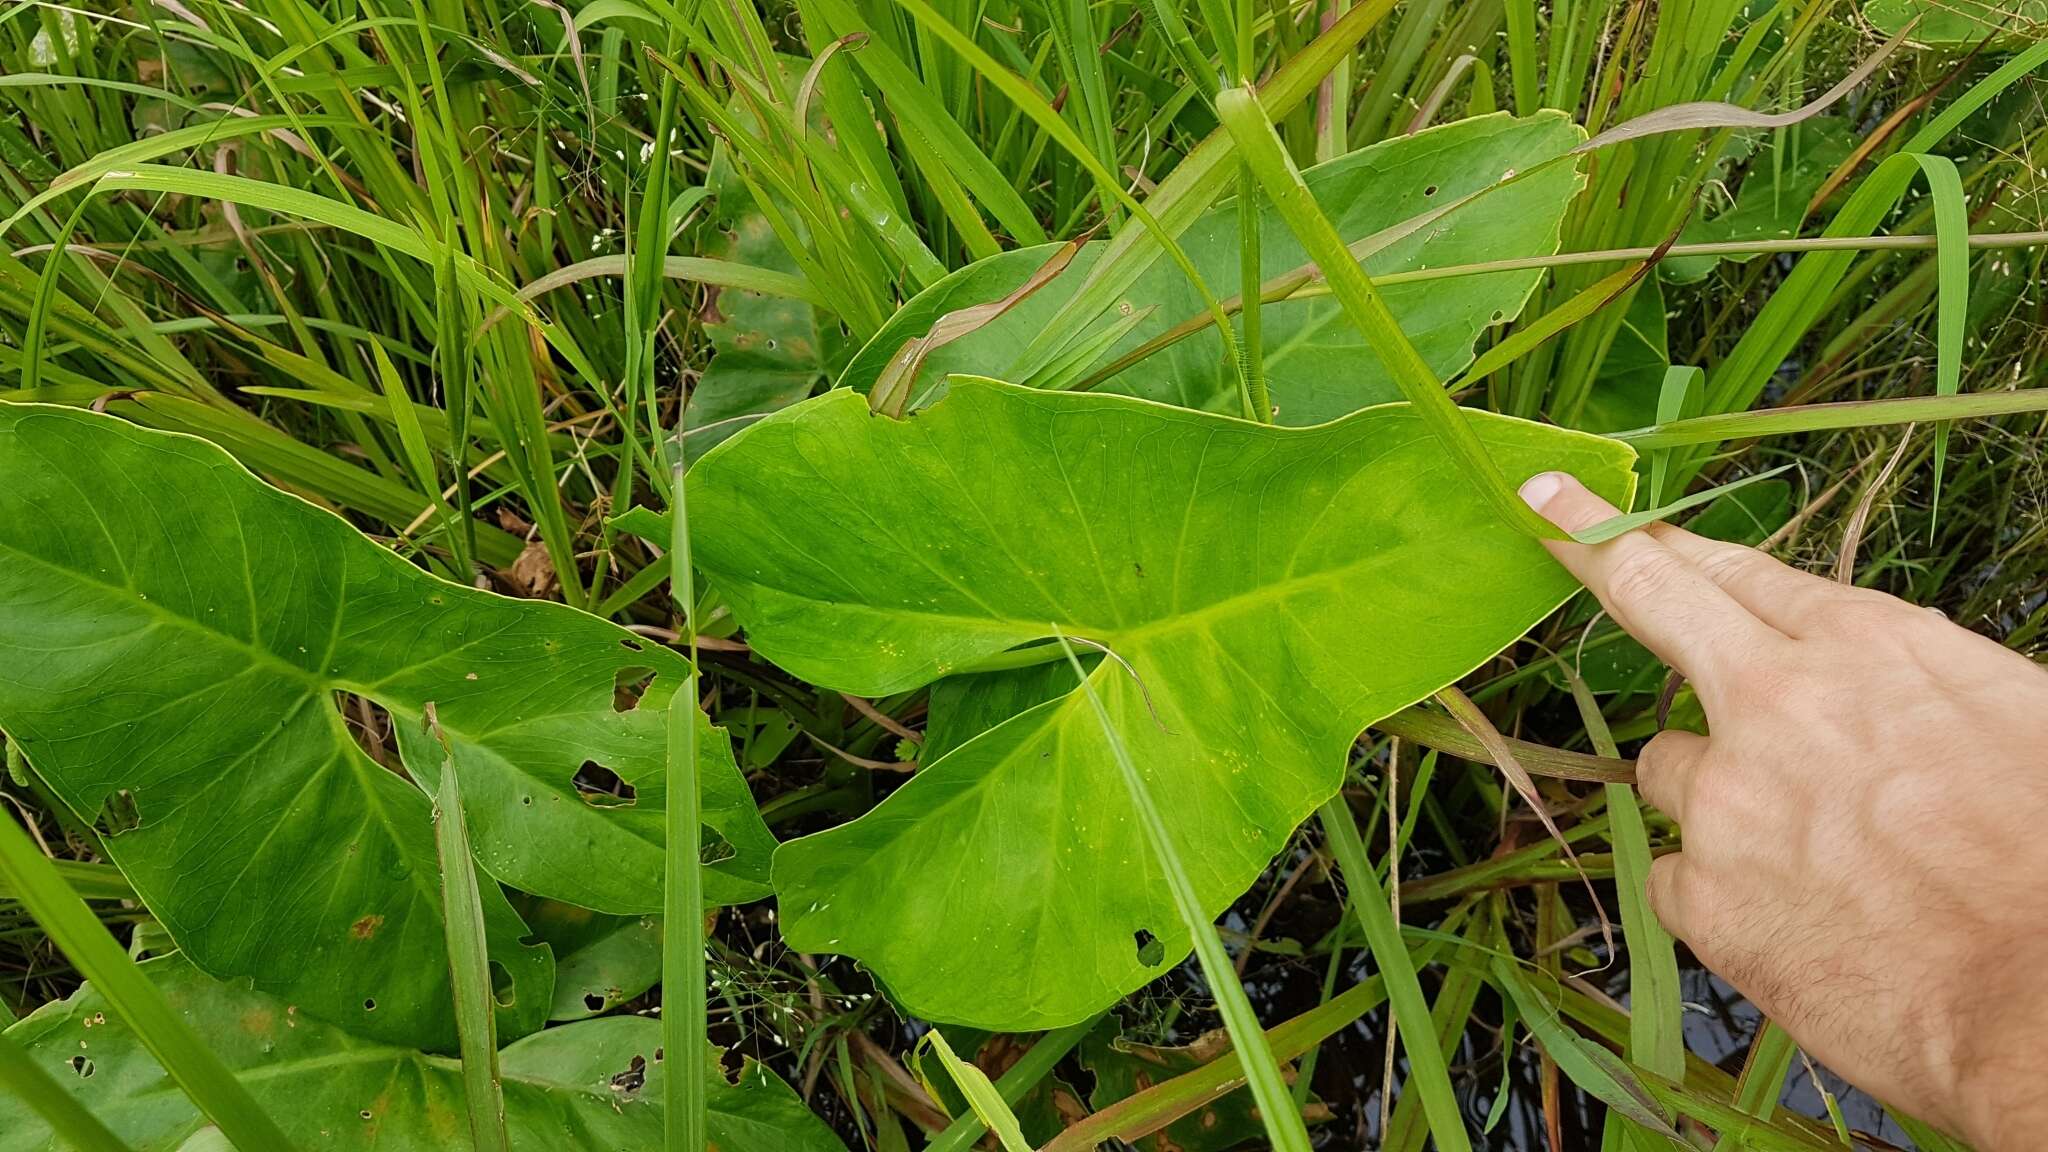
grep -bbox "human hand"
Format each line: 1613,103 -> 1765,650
1519,471 -> 2048,1150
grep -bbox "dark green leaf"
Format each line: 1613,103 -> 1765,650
686,165 -> 842,464
1578,281 -> 1669,436
1660,120 -> 1857,284
838,113 -> 1586,425
0,406 -> 774,1050
515,899 -> 664,1022
0,956 -> 847,1152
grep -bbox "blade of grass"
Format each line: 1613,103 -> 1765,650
870,237 -> 1085,417
792,0 -> 1046,246
1317,795 -> 1473,1151
1016,0 -> 1400,373
1491,957 -> 1680,1137
1435,684 -> 1614,964
1912,155 -> 1967,534
1704,150 -> 1976,468
1711,1021 -> 1798,1152
1564,669 -> 1684,1110
1648,367 -> 1704,509
0,809 -> 296,1151
1449,262 -> 1656,399
874,0 -> 1246,386
633,44 -> 706,1139
0,857 -> 134,901
1236,162 -> 1267,422
1379,909 -> 1493,1152
1611,389 -> 2048,448
1053,630 -> 1313,1152
368,343 -> 452,541
1044,0 -> 1120,226
1502,0 -> 1539,115
1215,85 -> 1563,540
504,255 -> 827,316
1087,229 -> 2048,389
1044,959 -> 1389,1151
916,1032 -> 1031,1152
423,705 -> 508,1152
1373,707 -> 1634,783
663,439 -> 707,1152
1569,464 -> 1796,544
432,249 -> 478,580
925,1015 -> 1102,1152
0,113 -> 359,241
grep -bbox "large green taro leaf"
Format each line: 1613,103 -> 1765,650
0,955 -> 847,1152
837,112 -> 1585,425
0,405 -> 775,1051
690,381 -> 1634,1028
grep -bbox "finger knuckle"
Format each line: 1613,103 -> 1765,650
1724,652 -> 1808,710
1635,732 -> 1690,802
1648,856 -> 1709,943
1693,541 -> 1771,587
1606,546 -> 1690,609
1679,767 -> 1766,847
1816,587 -> 1917,638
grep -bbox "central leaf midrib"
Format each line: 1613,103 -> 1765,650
0,536 -> 331,691
0,535 -> 559,749
745,546 -> 1404,658
94,1040 -> 656,1106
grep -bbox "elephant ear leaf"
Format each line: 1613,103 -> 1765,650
837,111 -> 1587,425
0,404 -> 775,1051
690,381 -> 1634,1029
0,954 -> 846,1152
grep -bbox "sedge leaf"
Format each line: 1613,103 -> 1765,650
1491,957 -> 1681,1140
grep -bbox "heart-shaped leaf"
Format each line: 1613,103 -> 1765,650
690,381 -> 1633,1028
837,112 -> 1586,425
0,955 -> 847,1152
0,405 -> 775,1050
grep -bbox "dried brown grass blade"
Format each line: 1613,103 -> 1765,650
1435,686 -> 1615,961
1575,25 -> 1915,154
1834,426 -> 1917,583
870,236 -> 1086,417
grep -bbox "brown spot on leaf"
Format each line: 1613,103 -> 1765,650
241,1007 -> 276,1036
350,914 -> 385,941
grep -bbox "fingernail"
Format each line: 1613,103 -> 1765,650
1519,471 -> 1568,513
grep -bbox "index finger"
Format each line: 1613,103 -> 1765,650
1519,471 -> 1786,687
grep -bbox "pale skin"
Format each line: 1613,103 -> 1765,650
1519,471 -> 2048,1151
